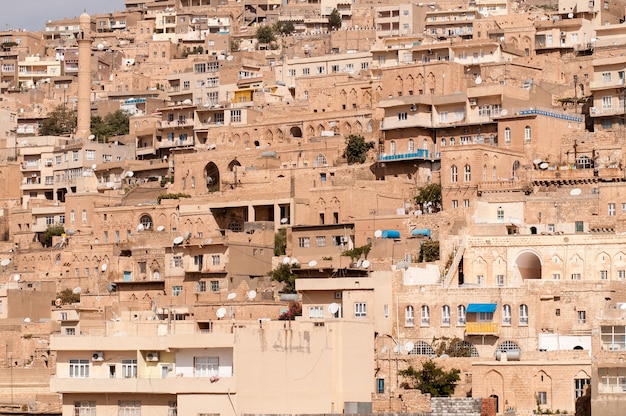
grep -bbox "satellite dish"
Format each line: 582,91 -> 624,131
65,229 -> 75,235
97,44 -> 104,51
106,283 -> 117,293
55,298 -> 62,306
0,259 -> 10,266
500,109 -> 508,116
290,258 -> 299,265
405,341 -> 415,352
308,260 -> 318,267
216,307 -> 226,318
23,317 -> 31,323
539,162 -> 549,170
73,287 -> 82,294
280,218 -> 288,224
374,230 -> 383,238
282,257 -> 291,265
91,164 -> 97,170
173,236 -> 184,245
101,264 -> 108,271
328,302 -> 339,314
356,259 -> 362,268
570,188 -> 582,196
620,303 -> 626,310
533,159 -> 542,165
88,134 -> 96,141
184,230 -> 191,240
137,224 -> 144,231
475,76 -> 482,85
13,274 -> 20,282
568,12 -> 574,18
182,99 -> 193,105
362,260 -> 371,268
126,171 -> 134,177
227,292 -> 237,300
247,290 -> 257,300
157,225 -> 165,232
393,344 -> 401,354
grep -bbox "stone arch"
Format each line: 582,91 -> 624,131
362,90 -> 372,107
265,129 -> 274,142
367,120 -> 373,133
355,120 -> 363,133
242,132 -> 250,143
231,133 -> 240,146
484,369 -> 506,414
514,250 -> 542,280
374,86 -> 382,102
171,214 -> 178,230
317,124 -> 325,135
569,254 -> 584,279
306,125 -> 315,137
473,256 -> 487,282
416,73 -> 424,92
349,88 -> 357,106
276,129 -> 284,142
614,251 -> 626,274
426,72 -> 436,92
340,89 -> 347,107
204,162 -> 220,193
406,74 -> 414,94
595,251 -> 611,279
342,121 -> 352,135
290,126 -> 302,138
158,213 -> 167,229
394,76 -> 403,95
228,159 -> 241,172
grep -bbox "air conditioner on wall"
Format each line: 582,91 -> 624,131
146,352 -> 160,361
469,98 -> 478,106
92,352 -> 104,361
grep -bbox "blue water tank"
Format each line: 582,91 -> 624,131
411,229 -> 431,238
381,230 -> 400,239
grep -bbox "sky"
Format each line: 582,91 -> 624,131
5,0 -> 125,31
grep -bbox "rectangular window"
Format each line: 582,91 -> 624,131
496,274 -> 504,287
118,401 -> 141,416
575,221 -> 584,232
298,237 -> 310,248
478,312 -> 493,322
553,273 -> 560,280
121,359 -> 137,378
476,275 -> 484,286
197,281 -> 206,292
210,280 -> 219,292
578,310 -> 586,323
302,67 -> 310,75
231,109 -> 241,123
309,306 -> 324,319
315,236 -> 326,247
575,378 -> 590,398
464,199 -> 470,207
377,378 -> 385,394
609,203 -> 616,216
66,327 -> 76,336
537,392 -> 547,405
601,270 -> 608,280
74,401 -> 96,416
211,255 -> 220,266
619,270 -> 626,280
69,359 -> 90,378
85,150 -> 96,160
398,112 -> 408,121
172,286 -> 183,296
354,302 -> 367,318
452,200 -> 458,209
46,216 -> 55,225
288,69 -> 296,77
194,356 -> 218,377
571,273 -> 581,280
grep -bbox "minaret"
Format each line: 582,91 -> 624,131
75,12 -> 92,140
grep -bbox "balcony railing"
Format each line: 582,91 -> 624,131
465,321 -> 499,335
378,150 -> 432,161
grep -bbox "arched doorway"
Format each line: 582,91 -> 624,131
204,162 -> 220,193
515,251 -> 542,280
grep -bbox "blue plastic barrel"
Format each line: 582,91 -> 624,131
411,229 -> 431,238
381,230 -> 400,239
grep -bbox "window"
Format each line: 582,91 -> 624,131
288,69 -> 296,77
302,67 -> 310,75
571,273 -> 581,280
609,203 -> 616,216
502,304 -> 511,325
537,392 -> 547,405
194,356 -> 219,377
524,126 -> 533,142
70,210 -> 75,224
601,270 -> 608,280
316,236 -> 326,247
496,274 -> 504,286
121,359 -> 137,378
442,305 -> 450,326
504,127 -> 511,144
66,327 -> 76,335
317,66 -> 325,74
602,95 -> 612,109
421,305 -> 430,326
464,199 -> 470,208
575,221 -> 584,232
619,270 -> 626,280
476,275 -> 484,286
231,110 -> 241,123
197,281 -> 206,292
298,237 -> 310,248
377,378 -> 385,394
602,72 -> 612,83
82,210 -> 87,224
173,256 -> 182,268
457,305 -> 466,325
497,206 -> 504,221
553,273 -> 561,280
354,302 -> 367,318
451,165 -> 458,182
74,401 -> 96,416
578,310 -> 586,323
140,215 -> 152,229
575,378 -> 590,398
119,401 -> 141,416
69,359 -> 90,378
85,150 -> 96,160
172,286 -> 182,296
212,255 -> 220,266
210,281 -> 219,292
405,305 -> 414,327
46,216 -> 55,225
309,306 -> 324,319
464,164 -> 471,182
452,200 -> 458,209
398,112 -> 408,121
602,119 -> 612,130
519,304 -> 529,325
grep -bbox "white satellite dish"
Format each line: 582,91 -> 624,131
173,236 -> 184,245
570,188 -> 582,196
568,12 -> 574,18
405,341 -> 415,352
282,257 -> 291,265
73,287 -> 82,294
539,162 -> 549,170
126,171 -> 134,177
227,292 -> 237,300
290,258 -> 299,265
500,109 -> 508,116
216,307 -> 226,318
13,274 -> 20,282
280,218 -> 288,224
393,344 -> 401,354
374,230 -> 382,238
0,259 -> 10,266
97,44 -> 104,51
91,164 -> 97,170
533,159 -> 542,165
362,260 -> 371,268
475,76 -> 482,85
101,264 -> 108,271
137,224 -> 144,231
328,302 -> 339,314
356,259 -> 362,268
247,290 -> 257,300
157,225 -> 165,232
308,260 -> 318,267
88,134 -> 96,141
23,317 -> 31,323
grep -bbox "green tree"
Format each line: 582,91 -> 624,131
91,110 -> 130,141
414,183 -> 442,213
419,240 -> 440,262
328,8 -> 342,30
342,243 -> 372,260
274,228 -> 287,256
40,224 -> 65,247
343,134 -> 374,164
38,105 -> 76,136
57,288 -> 80,305
256,25 -> 276,45
275,21 -> 295,35
269,263 -> 297,293
399,360 -> 461,396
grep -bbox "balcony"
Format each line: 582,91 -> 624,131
589,78 -> 625,91
465,322 -> 499,335
21,161 -> 41,171
158,119 -> 195,129
378,149 -> 433,162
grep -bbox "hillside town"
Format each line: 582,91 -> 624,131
2,0 -> 626,414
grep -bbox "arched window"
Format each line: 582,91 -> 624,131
409,341 -> 435,355
492,166 -> 497,180
524,126 -> 531,142
182,177 -> 186,190
496,340 -> 521,354
577,155 -> 592,169
139,215 -> 153,230
455,340 -> 479,357
504,127 -> 511,144
450,137 -> 456,146
512,160 -> 520,179
390,140 -> 396,155
441,138 -> 446,147
457,305 -> 466,325
483,164 -> 487,181
502,304 -> 511,325
422,139 -> 428,150
408,139 -> 414,153
314,153 -> 328,167
451,165 -> 458,183
442,305 -> 451,326
464,164 -> 471,182
405,305 -> 414,327
519,304 -> 529,325
421,305 -> 430,326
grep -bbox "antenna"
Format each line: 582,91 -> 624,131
280,218 -> 288,224
475,76 -> 482,85
157,225 -> 165,232
247,290 -> 257,300
13,274 -> 20,282
126,171 -> 134,177
106,283 -> 117,293
88,134 -> 96,141
0,259 -> 10,266
173,236 -> 184,245
227,292 -> 237,300
91,164 -> 97,170
362,260 -> 371,269
290,258 -> 299,265
328,302 -> 339,314
355,259 -> 362,268
184,230 -> 191,241
405,341 -> 415,352
137,224 -> 144,231
374,230 -> 382,238
216,307 -> 226,318
282,257 -> 291,265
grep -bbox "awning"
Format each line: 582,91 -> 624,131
467,303 -> 497,313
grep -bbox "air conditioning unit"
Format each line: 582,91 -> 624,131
591,107 -> 598,114
560,31 -> 566,37
340,236 -> 348,243
469,98 -> 478,106
146,351 -> 160,362
335,291 -> 343,299
92,352 -> 104,361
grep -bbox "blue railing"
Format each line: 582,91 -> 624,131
378,149 -> 431,161
519,109 -> 583,123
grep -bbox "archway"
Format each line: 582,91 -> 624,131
290,126 -> 302,138
515,250 -> 542,280
204,162 -> 220,193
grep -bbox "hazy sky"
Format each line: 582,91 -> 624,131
5,0 -> 125,31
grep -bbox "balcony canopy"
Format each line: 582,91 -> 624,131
467,303 -> 497,313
